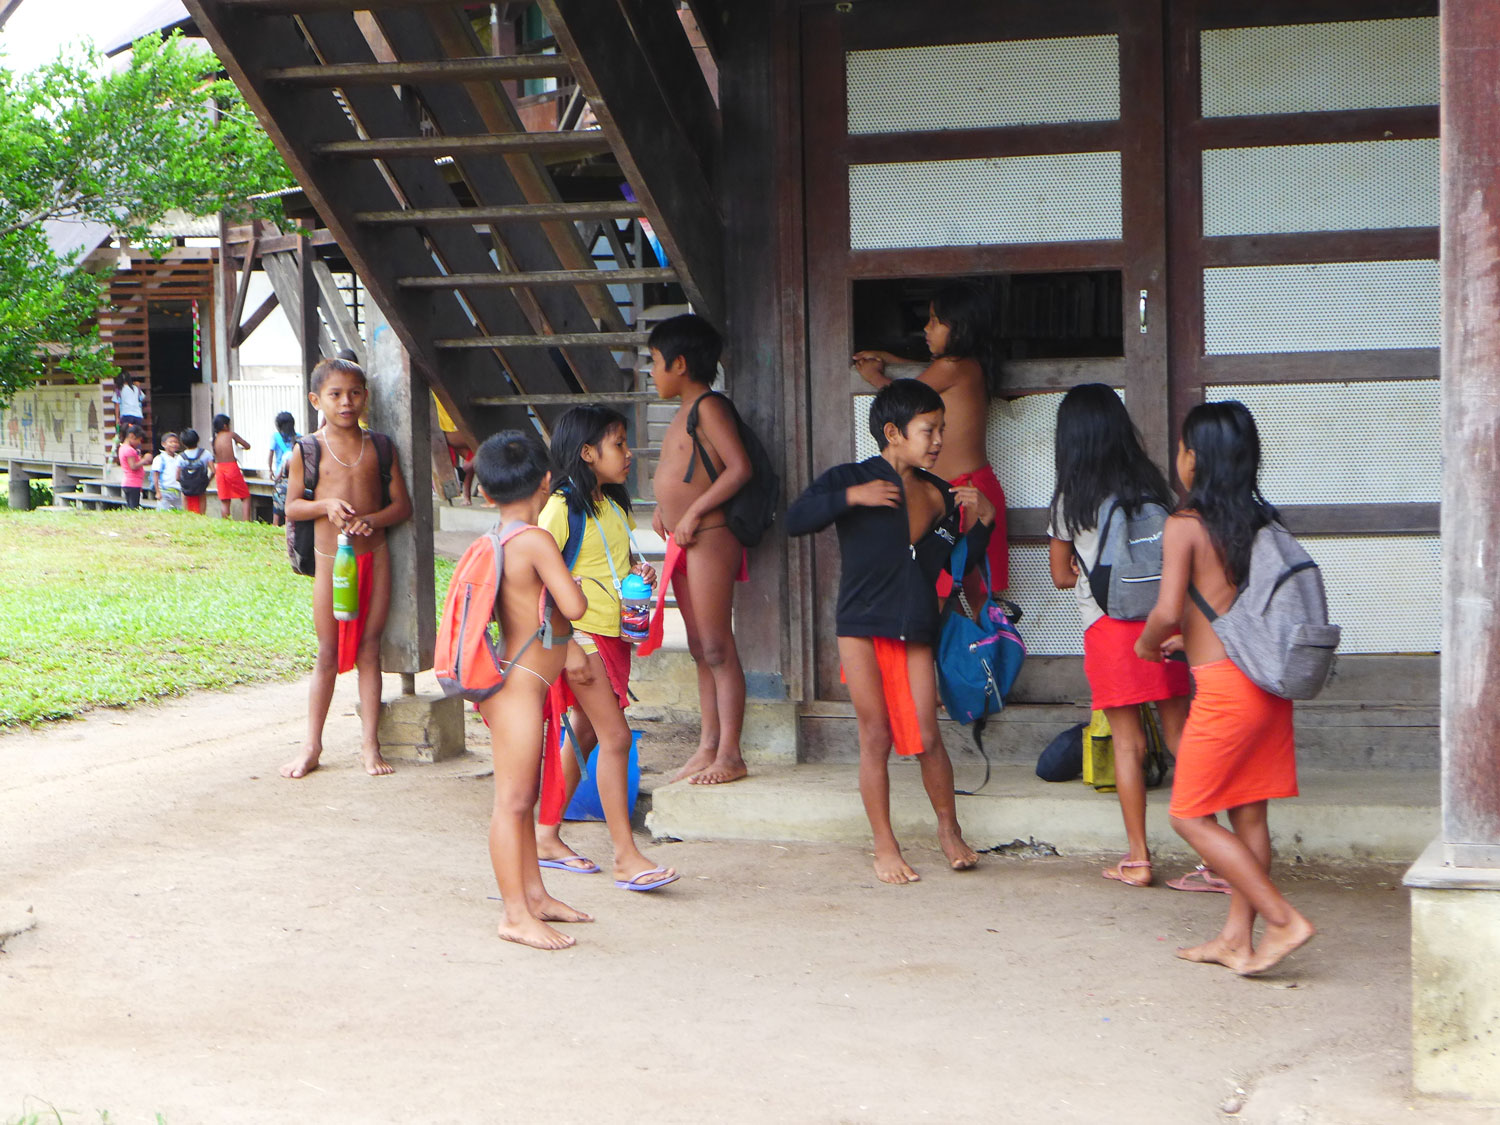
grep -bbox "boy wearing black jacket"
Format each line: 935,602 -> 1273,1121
787,380 -> 996,884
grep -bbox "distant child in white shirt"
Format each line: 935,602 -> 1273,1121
154,432 -> 184,511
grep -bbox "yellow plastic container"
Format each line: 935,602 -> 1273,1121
1082,709 -> 1115,791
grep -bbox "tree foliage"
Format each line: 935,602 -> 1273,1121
0,33 -> 295,402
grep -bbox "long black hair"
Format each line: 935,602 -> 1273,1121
930,282 -> 999,396
1050,383 -> 1172,537
549,404 -> 632,518
1180,400 -> 1278,585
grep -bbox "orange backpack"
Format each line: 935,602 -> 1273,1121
435,522 -> 553,702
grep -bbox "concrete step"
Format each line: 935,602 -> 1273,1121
646,761 -> 1438,865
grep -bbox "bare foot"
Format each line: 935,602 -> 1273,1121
1176,936 -> 1251,972
280,747 -> 321,779
362,745 -> 395,777
670,746 -> 716,783
689,756 -> 748,786
1239,912 -> 1316,976
529,895 -> 594,924
873,849 -> 920,884
939,828 -> 979,871
496,916 -> 575,950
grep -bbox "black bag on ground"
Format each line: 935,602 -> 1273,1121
1036,722 -> 1085,782
684,391 -> 780,548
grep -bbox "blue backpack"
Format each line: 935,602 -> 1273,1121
935,540 -> 1026,793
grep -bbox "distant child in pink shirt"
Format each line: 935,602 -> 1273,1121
118,425 -> 149,510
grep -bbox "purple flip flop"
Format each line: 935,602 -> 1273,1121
614,866 -> 680,892
538,855 -> 601,875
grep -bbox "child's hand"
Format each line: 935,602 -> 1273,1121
1135,635 -> 1165,663
344,515 -> 374,537
851,352 -> 886,375
952,484 -> 996,525
631,561 -> 657,586
675,510 -> 702,546
846,480 -> 900,509
1159,634 -> 1186,660
323,498 -> 356,528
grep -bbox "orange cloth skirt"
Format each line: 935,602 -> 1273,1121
1169,658 -> 1297,819
840,638 -> 923,756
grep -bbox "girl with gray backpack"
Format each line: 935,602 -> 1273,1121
1134,401 -> 1322,976
1048,384 -> 1191,890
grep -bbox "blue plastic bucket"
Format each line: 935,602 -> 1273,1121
563,729 -> 642,821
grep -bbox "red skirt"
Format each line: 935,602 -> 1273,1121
1083,616 -> 1191,710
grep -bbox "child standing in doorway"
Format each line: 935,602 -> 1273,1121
1048,384 -> 1191,889
786,380 -> 995,884
1135,401 -> 1315,974
280,358 -> 412,780
853,282 -> 1009,609
268,411 -> 299,527
212,413 -> 253,521
534,405 -> 676,892
469,431 -> 592,950
648,314 -> 752,786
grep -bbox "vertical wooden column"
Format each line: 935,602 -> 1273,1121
365,295 -> 436,680
1441,3 -> 1500,868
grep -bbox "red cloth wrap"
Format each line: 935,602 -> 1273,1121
636,533 -> 748,657
841,638 -> 923,756
215,460 -> 250,500
937,463 -> 1008,597
335,551 -> 374,674
1083,616 -> 1191,710
537,678 -> 576,826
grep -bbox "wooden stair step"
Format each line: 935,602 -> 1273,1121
470,390 -> 657,407
399,267 -> 676,289
355,201 -> 645,226
435,332 -> 648,349
221,0 -> 460,9
314,133 -> 613,159
267,56 -> 574,85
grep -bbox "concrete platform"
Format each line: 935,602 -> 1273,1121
647,761 -> 1438,864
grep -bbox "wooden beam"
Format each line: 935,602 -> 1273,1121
355,201 -> 644,225
540,0 -> 725,320
232,291 -> 279,346
1201,350 -> 1439,384
267,55 -> 573,84
1202,228 -> 1439,267
398,267 -> 676,288
683,0 -> 726,60
313,132 -> 613,159
472,390 -> 656,406
311,257 -> 364,363
227,227 -> 258,343
436,332 -> 646,348
624,0 -> 721,188
220,0 -> 471,8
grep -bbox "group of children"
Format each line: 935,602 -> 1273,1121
284,297 -> 1312,972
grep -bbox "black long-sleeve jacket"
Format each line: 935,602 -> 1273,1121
785,455 -> 992,646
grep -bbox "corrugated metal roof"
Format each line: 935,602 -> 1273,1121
101,1 -> 193,57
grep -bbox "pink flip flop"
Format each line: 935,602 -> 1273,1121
1103,858 -> 1153,888
1166,865 -> 1232,894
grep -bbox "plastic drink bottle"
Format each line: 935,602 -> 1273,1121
332,533 -> 359,622
619,572 -> 654,643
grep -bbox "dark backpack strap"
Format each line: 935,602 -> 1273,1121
682,391 -> 724,485
298,435 -> 320,500
370,431 -> 394,507
1187,582 -> 1219,623
562,504 -> 586,570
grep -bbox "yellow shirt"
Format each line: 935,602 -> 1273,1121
539,492 -> 636,638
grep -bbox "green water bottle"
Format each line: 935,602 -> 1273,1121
332,533 -> 359,622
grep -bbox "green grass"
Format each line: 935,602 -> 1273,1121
0,509 -> 454,727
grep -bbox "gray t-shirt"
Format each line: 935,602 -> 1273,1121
1048,495 -> 1106,631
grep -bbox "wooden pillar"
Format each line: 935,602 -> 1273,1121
364,295 -> 435,679
297,233 -> 321,434
1440,2 -> 1500,869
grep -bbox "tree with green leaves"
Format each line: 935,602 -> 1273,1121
0,32 -> 294,402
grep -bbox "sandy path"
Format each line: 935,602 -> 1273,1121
1,677 -> 1493,1125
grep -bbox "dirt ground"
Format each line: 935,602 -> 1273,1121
2,675 -> 1496,1125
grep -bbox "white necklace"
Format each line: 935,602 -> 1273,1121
323,431 -> 367,468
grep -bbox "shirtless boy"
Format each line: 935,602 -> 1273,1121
648,314 -> 752,786
281,358 -> 412,779
786,380 -> 994,883
211,413 -> 253,522
853,282 -> 1008,604
471,431 -> 592,950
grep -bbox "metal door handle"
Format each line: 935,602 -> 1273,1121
1139,290 -> 1149,335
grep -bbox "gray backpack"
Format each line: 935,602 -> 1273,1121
1081,497 -> 1169,622
1188,523 -> 1341,700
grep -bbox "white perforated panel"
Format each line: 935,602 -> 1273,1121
1204,382 -> 1439,505
849,153 -> 1122,249
846,36 -> 1120,134
1302,536 -> 1440,654
1008,543 -> 1088,656
1203,139 -> 1439,236
1201,18 -> 1438,118
1203,260 -> 1439,354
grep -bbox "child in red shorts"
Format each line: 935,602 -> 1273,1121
212,412 -> 253,521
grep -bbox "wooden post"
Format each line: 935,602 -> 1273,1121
297,232 -> 321,434
1440,3 -> 1500,869
364,295 -> 435,679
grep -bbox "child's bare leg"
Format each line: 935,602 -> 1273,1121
479,685 -> 581,950
907,645 -> 978,870
570,652 -> 675,885
283,560 -> 338,778
1172,803 -> 1314,974
535,700 -> 590,866
355,546 -> 394,776
220,495 -> 232,519
668,564 -> 720,781
674,531 -> 749,784
1102,706 -> 1152,886
840,638 -> 916,884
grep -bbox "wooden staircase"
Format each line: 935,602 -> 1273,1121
182,0 -> 724,448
